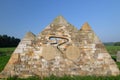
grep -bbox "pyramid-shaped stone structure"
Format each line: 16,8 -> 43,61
0,16 -> 119,78
77,22 -> 119,75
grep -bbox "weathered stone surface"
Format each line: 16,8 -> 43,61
117,51 -> 120,62
23,31 -> 36,40
78,22 -> 119,76
13,32 -> 36,54
41,45 -> 59,60
0,16 -> 119,78
51,16 -> 68,25
66,46 -> 80,61
80,22 -> 92,31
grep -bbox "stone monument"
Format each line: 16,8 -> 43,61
0,16 -> 119,78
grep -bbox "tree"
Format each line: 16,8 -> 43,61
0,34 -> 20,47
114,42 -> 120,46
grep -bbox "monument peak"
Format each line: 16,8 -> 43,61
51,16 -> 68,25
80,22 -> 92,31
23,31 -> 36,40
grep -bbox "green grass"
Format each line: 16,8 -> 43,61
0,47 -> 15,56
106,46 -> 120,55
0,47 -> 15,72
0,55 -> 11,72
7,76 -> 41,80
6,75 -> 120,80
116,62 -> 120,70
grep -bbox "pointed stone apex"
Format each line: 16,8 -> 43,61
52,16 -> 68,25
23,31 -> 36,40
80,22 -> 92,31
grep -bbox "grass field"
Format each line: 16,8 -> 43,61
0,47 -> 15,56
106,46 -> 120,55
6,75 -> 120,80
0,47 -> 15,72
0,46 -> 120,80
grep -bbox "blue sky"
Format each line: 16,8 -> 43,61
0,0 -> 120,42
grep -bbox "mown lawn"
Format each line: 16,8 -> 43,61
0,47 -> 15,72
0,47 -> 15,56
0,46 -> 120,80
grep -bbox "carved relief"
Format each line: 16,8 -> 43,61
66,46 -> 80,61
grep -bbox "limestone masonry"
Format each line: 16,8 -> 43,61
0,16 -> 119,78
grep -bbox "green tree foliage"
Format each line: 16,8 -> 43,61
114,42 -> 120,46
0,35 -> 20,47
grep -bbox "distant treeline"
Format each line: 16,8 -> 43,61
104,42 -> 120,46
114,42 -> 120,46
0,35 -> 20,47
